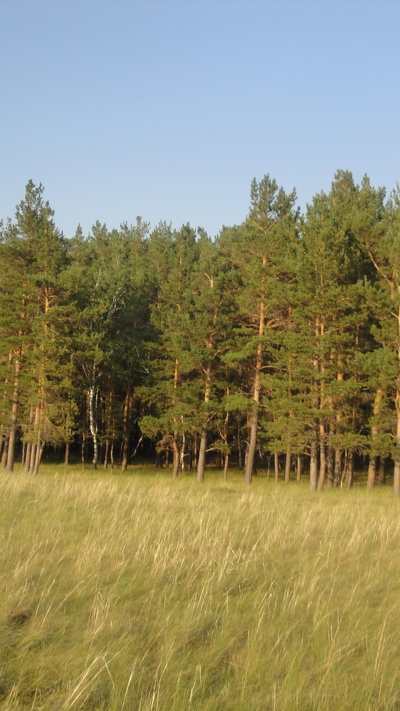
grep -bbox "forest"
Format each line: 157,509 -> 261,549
1,170 -> 400,493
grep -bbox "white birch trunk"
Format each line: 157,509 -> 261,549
89,380 -> 98,469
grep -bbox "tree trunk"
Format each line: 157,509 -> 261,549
89,382 -> 98,469
27,403 -> 42,474
193,435 -> 198,469
172,357 -> 180,478
394,385 -> 400,496
393,302 -> 400,495
334,447 -> 342,486
120,387 -> 131,471
64,441 -> 70,467
274,453 -> 279,482
345,449 -> 354,488
131,435 -> 143,460
197,431 -> 206,483
0,355 -> 12,469
296,454 -> 302,482
81,433 -> 86,469
32,434 -> 43,476
103,439 -> 109,469
6,356 -> 20,472
327,444 -> 334,486
21,441 -> 26,468
28,442 -> 36,474
1,438 -> 8,469
180,424 -> 186,473
310,440 -> 318,492
224,454 -> 229,479
245,296 -> 264,485
23,442 -> 30,471
317,423 -> 326,491
24,408 -> 34,471
197,364 -> 211,483
378,458 -> 386,485
284,444 -> 291,483
367,387 -> 383,488
172,437 -> 180,477
237,422 -> 243,470
246,406 -> 258,484
367,456 -> 377,489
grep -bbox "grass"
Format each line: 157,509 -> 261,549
0,465 -> 400,709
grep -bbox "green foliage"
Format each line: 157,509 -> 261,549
3,171 -> 400,486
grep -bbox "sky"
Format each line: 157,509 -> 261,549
1,0 -> 400,239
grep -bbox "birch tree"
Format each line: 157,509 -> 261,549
67,219 -> 151,468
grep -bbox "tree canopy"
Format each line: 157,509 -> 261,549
2,173 -> 400,493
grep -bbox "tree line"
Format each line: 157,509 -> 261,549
1,171 -> 400,492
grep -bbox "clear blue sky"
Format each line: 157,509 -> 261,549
2,0 -> 400,238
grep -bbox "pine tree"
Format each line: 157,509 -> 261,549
0,181 -> 69,473
220,176 -> 299,483
186,234 -> 239,482
298,171 -> 373,490
140,223 -> 201,475
356,180 -> 400,494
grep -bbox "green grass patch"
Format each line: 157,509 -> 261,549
0,467 -> 400,709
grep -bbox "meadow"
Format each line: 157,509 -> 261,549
1,466 -> 400,710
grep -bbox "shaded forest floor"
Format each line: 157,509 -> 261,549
0,467 -> 399,710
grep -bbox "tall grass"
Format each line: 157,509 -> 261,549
0,466 -> 400,709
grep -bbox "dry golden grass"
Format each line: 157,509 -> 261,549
0,466 -> 400,709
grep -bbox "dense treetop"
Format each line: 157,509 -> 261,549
1,172 -> 400,493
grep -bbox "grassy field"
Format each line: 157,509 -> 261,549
1,466 -> 400,710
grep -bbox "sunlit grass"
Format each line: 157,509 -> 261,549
0,465 -> 400,709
